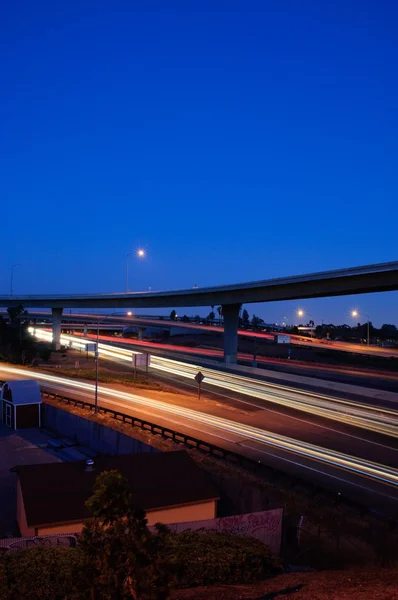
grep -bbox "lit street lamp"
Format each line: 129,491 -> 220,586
10,264 -> 21,296
126,249 -> 145,292
351,309 -> 370,346
296,309 -> 315,338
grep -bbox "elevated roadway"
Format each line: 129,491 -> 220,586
2,261 -> 398,309
2,260 -> 398,361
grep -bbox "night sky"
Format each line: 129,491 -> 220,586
1,1 -> 397,325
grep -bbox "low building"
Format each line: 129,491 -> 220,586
1,380 -> 42,430
12,451 -> 219,536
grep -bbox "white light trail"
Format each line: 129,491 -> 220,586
1,362 -> 398,489
30,329 -> 398,439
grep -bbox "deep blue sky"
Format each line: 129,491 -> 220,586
1,1 -> 397,325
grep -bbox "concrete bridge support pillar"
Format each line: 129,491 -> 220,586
51,308 -> 63,351
222,303 -> 241,364
138,327 -> 146,341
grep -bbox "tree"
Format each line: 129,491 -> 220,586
7,305 -> 28,325
242,309 -> 250,327
381,324 -> 398,340
181,315 -> 189,323
216,306 -> 223,322
170,310 -> 177,321
315,325 -> 323,337
78,470 -> 172,600
0,306 -> 36,364
381,324 -> 397,332
208,311 -> 215,322
251,315 -> 264,330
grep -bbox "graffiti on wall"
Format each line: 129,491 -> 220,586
0,534 -> 78,552
1,509 -> 283,554
151,508 -> 283,554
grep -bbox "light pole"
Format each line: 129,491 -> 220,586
94,312 -> 119,414
10,264 -> 21,296
296,309 -> 315,338
126,253 -> 130,292
351,310 -> 370,346
126,248 -> 145,292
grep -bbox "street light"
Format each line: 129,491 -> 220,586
10,264 -> 21,296
296,309 -> 315,338
126,249 -> 145,292
94,312 -> 119,413
351,309 -> 370,346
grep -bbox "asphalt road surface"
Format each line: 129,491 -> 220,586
1,363 -> 398,519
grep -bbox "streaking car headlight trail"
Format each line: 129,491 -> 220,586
30,328 -> 398,439
1,363 -> 398,490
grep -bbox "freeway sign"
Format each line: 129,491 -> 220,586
195,371 -> 205,400
195,371 -> 205,385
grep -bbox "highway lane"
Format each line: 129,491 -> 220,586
32,328 -> 398,435
63,330 -> 398,401
27,331 -> 398,470
1,364 -> 398,516
62,328 -> 398,392
15,310 -> 398,357
118,337 -> 398,393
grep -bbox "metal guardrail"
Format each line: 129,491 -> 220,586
40,390 -> 251,466
0,378 -> 269,471
38,389 -> 387,521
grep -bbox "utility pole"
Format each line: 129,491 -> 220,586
126,253 -> 130,292
10,264 -> 21,296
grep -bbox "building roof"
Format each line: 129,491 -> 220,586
13,451 -> 219,528
1,380 -> 42,406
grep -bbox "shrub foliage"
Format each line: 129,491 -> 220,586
0,471 -> 281,598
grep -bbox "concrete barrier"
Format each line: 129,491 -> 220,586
42,403 -> 158,456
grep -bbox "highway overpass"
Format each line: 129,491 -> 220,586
2,260 -> 398,361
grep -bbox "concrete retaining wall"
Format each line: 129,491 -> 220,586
42,403 -> 157,456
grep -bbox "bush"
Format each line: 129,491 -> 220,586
0,532 -> 282,597
165,531 -> 282,588
0,546 -> 81,600
0,557 -> 8,599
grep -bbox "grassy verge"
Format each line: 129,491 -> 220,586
38,365 -> 175,390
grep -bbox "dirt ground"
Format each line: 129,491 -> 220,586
171,569 -> 398,600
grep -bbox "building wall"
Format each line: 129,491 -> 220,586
17,404 -> 40,429
38,522 -> 85,536
16,481 -> 35,537
2,401 -> 15,428
32,499 -> 217,536
146,500 -> 217,526
42,404 -> 158,456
